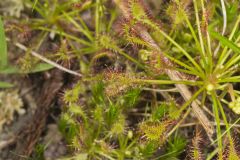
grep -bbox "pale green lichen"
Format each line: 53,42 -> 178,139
0,90 -> 24,132
228,97 -> 240,114
0,0 -> 26,18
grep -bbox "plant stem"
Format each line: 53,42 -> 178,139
217,15 -> 240,66
134,79 -> 203,86
211,92 -> 223,159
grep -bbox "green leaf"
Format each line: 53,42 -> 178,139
209,30 -> 240,53
32,0 -> 39,11
0,65 -> 19,74
0,81 -> 14,88
29,63 -> 54,73
0,63 -> 54,74
0,17 -> 7,68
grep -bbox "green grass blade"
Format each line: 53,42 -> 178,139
37,27 -> 92,47
211,92 -> 223,158
62,11 -> 93,42
29,63 -> 54,73
0,63 -> 54,74
218,76 -> 240,83
135,79 -> 203,86
209,30 -> 240,54
0,81 -> 14,88
32,0 -> 39,11
0,17 -> 7,68
0,65 -> 18,74
141,19 -> 204,77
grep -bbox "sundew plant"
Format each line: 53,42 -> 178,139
2,0 -> 240,159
